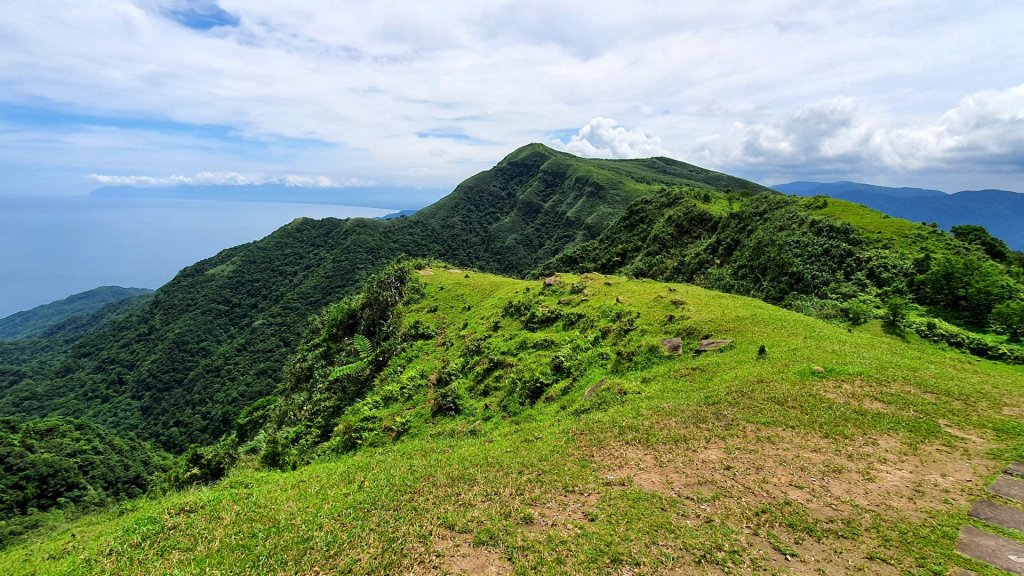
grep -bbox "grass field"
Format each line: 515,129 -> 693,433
4,269 -> 1022,575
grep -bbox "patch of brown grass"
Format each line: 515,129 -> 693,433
584,425 -> 996,574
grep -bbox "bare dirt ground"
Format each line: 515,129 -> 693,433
584,425 -> 996,574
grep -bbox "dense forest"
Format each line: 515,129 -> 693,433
0,417 -> 165,545
0,287 -> 152,342
0,143 -> 1022,545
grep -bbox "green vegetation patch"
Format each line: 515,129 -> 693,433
6,269 -> 1021,574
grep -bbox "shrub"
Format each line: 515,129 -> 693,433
842,297 -> 876,326
992,301 -> 1024,341
431,385 -> 462,417
883,296 -> 910,327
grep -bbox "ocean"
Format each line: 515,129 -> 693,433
0,196 -> 394,318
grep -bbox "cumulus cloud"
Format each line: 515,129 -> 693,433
2,2 -> 1024,193
556,117 -> 669,159
694,84 -> 1024,181
88,171 -> 371,187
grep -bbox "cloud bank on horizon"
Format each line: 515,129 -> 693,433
1,0 -> 1022,196
88,171 -> 373,188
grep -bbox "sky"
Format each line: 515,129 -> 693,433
1,0 -> 1023,197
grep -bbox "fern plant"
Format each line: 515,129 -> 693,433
329,334 -> 374,379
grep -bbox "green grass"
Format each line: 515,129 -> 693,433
803,196 -> 949,254
3,269 -> 1022,574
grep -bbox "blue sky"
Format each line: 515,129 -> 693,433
1,0 -> 1023,196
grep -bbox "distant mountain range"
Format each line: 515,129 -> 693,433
90,183 -> 448,211
774,181 -> 1024,250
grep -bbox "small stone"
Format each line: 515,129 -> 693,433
812,365 -> 825,374
584,379 -> 609,399
661,337 -> 683,353
695,339 -> 733,353
1006,462 -> 1024,478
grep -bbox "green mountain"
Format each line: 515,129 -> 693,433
775,180 -> 1024,251
2,145 -> 1021,458
0,144 -> 768,452
0,287 -> 152,341
1,144 -> 1023,571
4,268 -> 1021,574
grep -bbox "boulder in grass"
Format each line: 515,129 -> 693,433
661,337 -> 682,353
584,378 -> 609,399
543,276 -> 561,287
695,339 -> 733,353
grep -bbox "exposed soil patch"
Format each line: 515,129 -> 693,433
586,425 -> 997,574
429,531 -> 512,576
818,380 -> 891,412
525,491 -> 599,533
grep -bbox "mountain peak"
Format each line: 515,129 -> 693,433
497,142 -> 567,165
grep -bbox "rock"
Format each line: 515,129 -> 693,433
417,269 -> 434,275
543,276 -> 561,287
661,337 -> 682,353
584,378 -> 609,399
694,339 -> 733,353
812,365 -> 825,374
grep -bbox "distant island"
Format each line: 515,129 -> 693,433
90,183 -> 448,211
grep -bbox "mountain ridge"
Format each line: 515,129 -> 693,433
0,286 -> 153,341
0,144 -> 768,451
1,145 -> 1019,459
775,180 -> 1024,250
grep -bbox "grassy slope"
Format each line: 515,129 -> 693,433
801,196 -> 947,254
5,270 -> 1021,575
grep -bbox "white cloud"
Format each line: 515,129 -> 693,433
692,84 -> 1024,185
1,2 -> 1024,192
87,171 -> 372,187
556,117 -> 669,159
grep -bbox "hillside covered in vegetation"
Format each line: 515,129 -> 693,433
0,144 -> 770,453
0,287 -> 152,342
3,266 -> 1021,574
0,145 -> 1021,568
